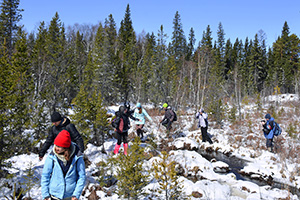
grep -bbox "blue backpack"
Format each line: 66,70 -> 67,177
273,121 -> 282,136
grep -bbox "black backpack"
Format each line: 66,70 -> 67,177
172,109 -> 177,121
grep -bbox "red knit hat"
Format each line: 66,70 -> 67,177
54,130 -> 71,148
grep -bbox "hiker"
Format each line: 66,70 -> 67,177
41,130 -> 86,200
196,108 -> 213,144
113,105 -> 139,155
39,111 -> 85,161
160,103 -> 175,133
133,103 -> 153,139
262,113 -> 275,152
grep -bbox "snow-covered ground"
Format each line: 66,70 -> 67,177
1,94 -> 300,199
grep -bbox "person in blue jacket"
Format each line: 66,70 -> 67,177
41,130 -> 86,200
262,113 -> 275,152
133,103 -> 153,139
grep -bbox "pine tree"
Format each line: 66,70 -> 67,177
0,0 -> 23,56
152,151 -> 187,200
110,138 -> 149,199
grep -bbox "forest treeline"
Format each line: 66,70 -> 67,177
0,1 -> 300,171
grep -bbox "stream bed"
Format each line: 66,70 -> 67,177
197,149 -> 300,197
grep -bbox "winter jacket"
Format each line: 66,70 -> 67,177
39,117 -> 84,157
41,143 -> 86,199
133,108 -> 152,125
196,112 -> 208,128
264,117 -> 275,139
161,108 -> 175,122
114,111 -> 132,133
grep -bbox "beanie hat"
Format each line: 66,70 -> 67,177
54,130 -> 71,148
163,103 -> 168,108
51,111 -> 62,122
119,105 -> 126,113
265,113 -> 271,119
136,103 -> 141,108
200,108 -> 204,112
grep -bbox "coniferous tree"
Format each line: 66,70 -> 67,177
72,85 -> 108,147
9,27 -> 34,153
64,30 -> 87,103
168,11 -> 186,106
152,151 -> 187,200
139,32 -> 156,102
103,14 -> 119,103
44,12 -> 69,111
31,21 -> 49,140
232,38 -> 243,119
272,22 -> 300,93
117,4 -> 137,101
111,138 -> 149,199
155,25 -> 169,102
241,37 -> 252,96
196,25 -> 213,107
186,27 -> 195,61
0,41 -> 13,174
214,22 -> 226,82
0,0 -> 23,56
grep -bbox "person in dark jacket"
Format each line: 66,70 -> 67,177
113,105 -> 139,155
262,113 -> 276,152
160,103 -> 175,133
39,111 -> 85,161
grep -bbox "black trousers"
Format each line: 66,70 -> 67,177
201,126 -> 213,144
116,131 -> 128,145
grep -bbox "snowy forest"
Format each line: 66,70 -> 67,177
1,0 -> 300,199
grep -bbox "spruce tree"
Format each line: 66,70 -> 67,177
0,0 -> 23,56
9,27 -> 34,153
0,41 -> 13,174
196,25 -> 213,107
214,22 -> 226,82
155,25 -> 169,102
168,11 -> 187,106
139,32 -> 156,102
31,21 -> 49,140
186,27 -> 195,61
104,14 -> 119,103
44,12 -> 69,111
117,4 -> 137,101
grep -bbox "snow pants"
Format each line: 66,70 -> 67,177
201,126 -> 213,144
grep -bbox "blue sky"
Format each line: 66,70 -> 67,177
19,0 -> 300,48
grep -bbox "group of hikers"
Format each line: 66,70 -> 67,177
40,102 -> 279,200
